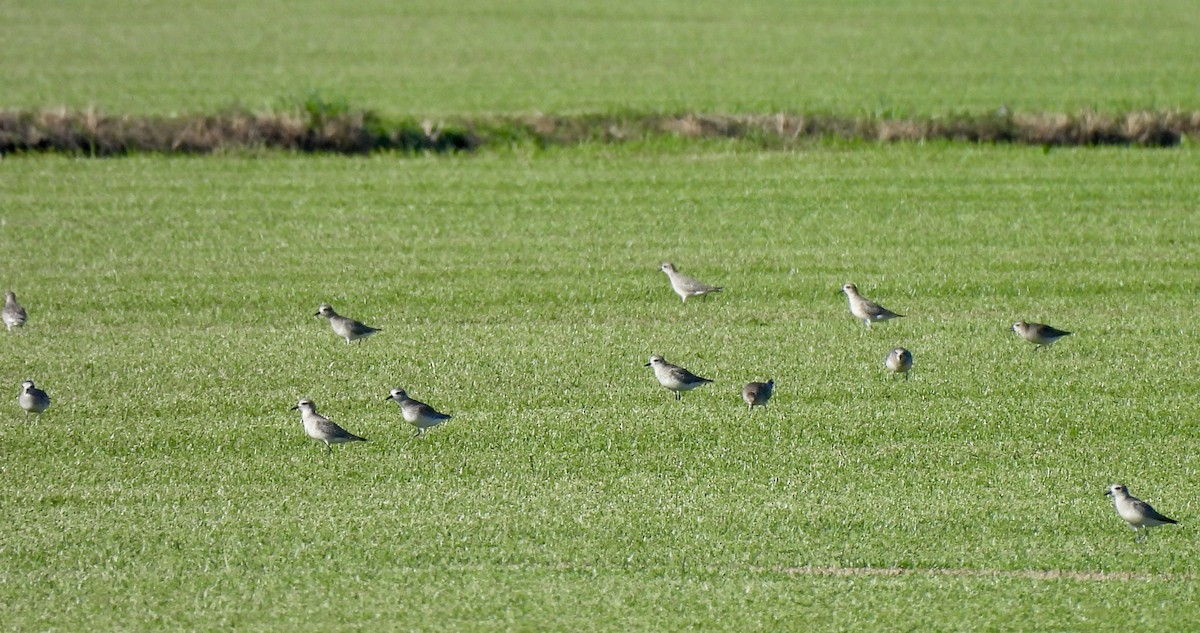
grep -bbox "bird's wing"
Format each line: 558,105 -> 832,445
669,366 -> 710,383
675,274 -> 718,293
345,319 -> 379,335
864,299 -> 902,318
412,400 -> 448,418
1034,324 -> 1071,337
1133,499 -> 1178,524
314,417 -> 353,439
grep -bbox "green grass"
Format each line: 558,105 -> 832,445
4,0 -> 1200,116
2,144 -> 1199,629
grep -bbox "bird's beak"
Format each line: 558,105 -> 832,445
644,362 -> 652,367
290,405 -> 299,410
1104,489 -> 1112,496
383,395 -> 393,401
313,312 -> 321,316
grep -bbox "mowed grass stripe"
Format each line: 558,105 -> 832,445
390,562 -> 1195,582
772,565 -> 1193,582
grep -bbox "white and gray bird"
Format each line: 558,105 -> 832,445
842,283 -> 904,328
742,379 -> 774,411
18,380 -> 50,414
1012,321 -> 1071,350
385,388 -> 452,437
645,355 -> 713,400
290,399 -> 367,454
3,291 -> 28,332
885,347 -> 913,380
1105,483 -> 1178,539
315,303 -> 380,344
660,262 -> 723,302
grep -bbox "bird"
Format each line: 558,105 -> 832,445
1106,483 -> 1178,540
17,380 -> 50,414
742,379 -> 774,410
384,388 -> 452,437
290,399 -> 366,454
315,303 -> 380,344
842,283 -> 903,328
645,355 -> 713,400
3,291 -> 28,332
1011,321 -> 1071,350
660,262 -> 723,302
885,347 -> 913,380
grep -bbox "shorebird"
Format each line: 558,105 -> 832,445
1011,321 -> 1071,350
660,262 -> 723,302
385,388 -> 453,437
3,291 -> 27,331
742,379 -> 774,411
315,303 -> 380,344
645,355 -> 712,400
17,380 -> 50,414
842,283 -> 903,328
1106,483 -> 1178,540
885,347 -> 913,380
290,399 -> 367,454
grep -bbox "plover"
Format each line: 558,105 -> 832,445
1106,483 -> 1178,539
645,355 -> 713,400
660,262 -> 723,302
385,388 -> 452,437
315,303 -> 380,344
17,380 -> 50,414
742,379 -> 774,410
3,291 -> 27,331
290,399 -> 366,454
885,347 -> 913,380
842,283 -> 903,328
1011,321 -> 1071,350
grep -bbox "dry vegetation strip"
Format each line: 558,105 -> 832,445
3,108 -> 1199,156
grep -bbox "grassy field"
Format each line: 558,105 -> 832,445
4,0 -> 1200,116
4,1 -> 1200,628
2,144 -> 1199,629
